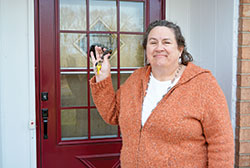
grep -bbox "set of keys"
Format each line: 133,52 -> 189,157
89,44 -> 112,74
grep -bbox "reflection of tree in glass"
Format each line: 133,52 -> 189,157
120,11 -> 142,32
60,6 -> 86,30
120,35 -> 144,67
90,4 -> 116,31
61,74 -> 86,107
60,34 -> 87,67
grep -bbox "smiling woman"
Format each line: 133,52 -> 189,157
90,20 -> 234,167
145,26 -> 183,81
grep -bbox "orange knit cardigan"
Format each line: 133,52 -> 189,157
90,63 -> 234,168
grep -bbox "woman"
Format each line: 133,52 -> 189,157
90,20 -> 234,167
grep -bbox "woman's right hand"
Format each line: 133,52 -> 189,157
90,45 -> 111,82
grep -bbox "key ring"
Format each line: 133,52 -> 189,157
89,44 -> 113,75
95,60 -> 103,75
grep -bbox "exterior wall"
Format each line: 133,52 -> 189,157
236,0 -> 250,167
166,0 -> 238,132
0,0 -> 36,168
166,0 -> 241,166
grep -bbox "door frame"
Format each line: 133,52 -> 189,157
35,0 -> 166,168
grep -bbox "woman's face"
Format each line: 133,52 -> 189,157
146,26 -> 183,69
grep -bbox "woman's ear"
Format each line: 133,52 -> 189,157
178,46 -> 184,56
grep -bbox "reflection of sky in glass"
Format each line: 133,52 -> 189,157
120,34 -> 144,67
60,33 -> 88,68
90,0 -> 117,31
91,109 -> 117,139
120,2 -> 144,32
90,0 -> 115,1
60,0 -> 83,4
60,0 -> 86,30
61,109 -> 88,140
61,74 -> 87,107
61,33 -> 87,55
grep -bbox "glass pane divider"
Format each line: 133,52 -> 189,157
62,137 -> 88,141
116,0 -> 121,138
86,0 -> 91,140
60,30 -> 144,35
60,31 -> 118,34
56,0 -> 62,144
58,138 -> 122,145
61,67 -> 88,70
91,135 -> 117,139
88,31 -> 117,34
86,1 -> 90,140
60,70 -> 138,75
60,71 -> 134,74
61,106 -> 96,110
60,67 -> 139,70
121,0 -> 146,2
60,72 -> 88,74
60,30 -> 88,34
119,31 -> 144,35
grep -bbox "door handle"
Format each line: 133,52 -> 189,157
42,108 -> 48,139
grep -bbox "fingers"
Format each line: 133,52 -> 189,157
103,53 -> 111,62
90,45 -> 102,70
95,46 -> 103,60
90,51 -> 96,64
93,45 -> 112,60
90,45 -> 111,76
90,51 -> 97,74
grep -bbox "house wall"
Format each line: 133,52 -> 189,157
236,0 -> 250,167
166,0 -> 240,166
0,0 -> 36,168
166,0 -> 238,134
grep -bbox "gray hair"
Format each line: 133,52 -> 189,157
143,20 -> 193,65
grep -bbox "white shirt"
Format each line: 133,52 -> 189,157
141,73 -> 180,126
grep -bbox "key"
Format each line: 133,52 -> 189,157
89,44 -> 112,75
96,61 -> 102,75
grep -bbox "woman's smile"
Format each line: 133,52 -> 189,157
153,54 -> 167,57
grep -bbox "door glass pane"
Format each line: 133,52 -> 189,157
120,73 -> 131,85
89,0 -> 117,31
120,1 -> 144,32
61,74 -> 88,107
60,0 -> 86,31
120,34 -> 144,67
91,109 -> 117,139
60,33 -> 87,68
89,34 -> 117,67
90,73 -> 117,106
61,109 -> 88,140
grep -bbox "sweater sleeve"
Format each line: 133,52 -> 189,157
200,73 -> 234,168
90,75 -> 120,125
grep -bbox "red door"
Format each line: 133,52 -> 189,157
35,0 -> 165,167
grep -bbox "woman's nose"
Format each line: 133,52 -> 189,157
155,43 -> 165,51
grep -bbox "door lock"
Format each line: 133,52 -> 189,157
41,92 -> 48,101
